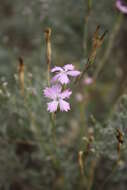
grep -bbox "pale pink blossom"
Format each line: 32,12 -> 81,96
51,64 -> 80,84
43,84 -> 72,112
75,93 -> 83,102
83,77 -> 93,85
116,0 -> 127,14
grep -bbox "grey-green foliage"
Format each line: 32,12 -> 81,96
0,0 -> 116,68
92,95 -> 127,159
1,63 -> 127,189
0,0 -> 126,189
0,66 -> 79,190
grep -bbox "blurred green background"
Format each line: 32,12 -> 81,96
0,0 -> 127,190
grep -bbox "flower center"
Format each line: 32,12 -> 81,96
61,70 -> 66,74
55,94 -> 60,102
56,97 -> 59,101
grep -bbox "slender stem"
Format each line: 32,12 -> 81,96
83,17 -> 89,57
49,113 -> 62,169
47,63 -> 50,86
50,113 -> 57,146
75,59 -> 91,84
83,0 -> 92,57
99,150 -> 121,190
87,158 -> 98,190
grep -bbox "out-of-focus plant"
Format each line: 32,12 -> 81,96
1,0 -> 127,190
116,0 -> 127,14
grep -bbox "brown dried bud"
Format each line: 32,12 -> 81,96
116,129 -> 124,144
78,151 -> 84,175
89,25 -> 107,63
18,57 -> 24,95
44,28 -> 52,66
44,27 -> 52,85
44,28 -> 51,41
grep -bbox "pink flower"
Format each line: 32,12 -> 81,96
83,77 -> 93,85
75,93 -> 83,102
116,0 -> 127,14
51,64 -> 81,84
43,84 -> 72,112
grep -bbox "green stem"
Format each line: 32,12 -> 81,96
50,113 -> 57,146
83,0 -> 92,57
47,63 -> 50,86
99,151 -> 121,190
49,113 -> 62,169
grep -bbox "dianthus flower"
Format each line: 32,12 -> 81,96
51,64 -> 80,84
116,0 -> 127,14
75,93 -> 83,102
43,84 -> 72,112
83,77 -> 93,85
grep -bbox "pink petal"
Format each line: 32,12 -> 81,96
51,73 -> 61,83
67,70 -> 81,77
116,0 -> 127,14
83,77 -> 93,85
75,93 -> 83,102
43,84 -> 62,99
64,64 -> 74,71
59,99 -> 70,112
43,87 -> 55,99
47,101 -> 58,112
51,66 -> 63,72
58,73 -> 70,84
60,89 -> 72,99
52,84 -> 62,94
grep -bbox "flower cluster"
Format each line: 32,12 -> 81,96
116,0 -> 127,14
44,64 -> 80,112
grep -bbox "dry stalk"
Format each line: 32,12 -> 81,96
75,25 -> 107,84
18,57 -> 24,95
44,28 -> 52,85
78,129 -> 94,176
78,151 -> 84,175
116,128 -> 124,162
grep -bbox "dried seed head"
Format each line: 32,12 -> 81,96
44,28 -> 51,41
116,129 -> 124,160
116,128 -> 124,144
18,57 -> 24,95
18,57 -> 24,72
82,136 -> 89,142
89,25 -> 107,63
44,28 -> 52,66
78,151 -> 84,175
44,27 -> 52,85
